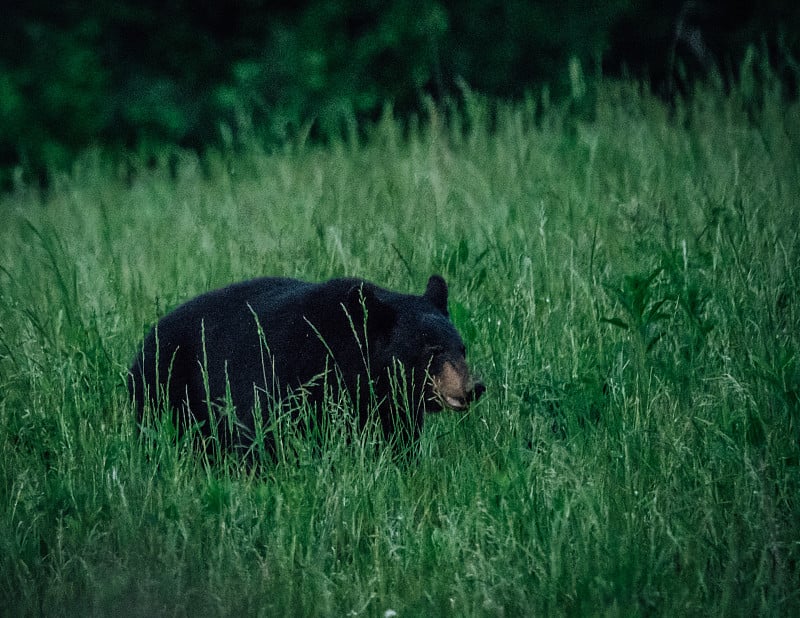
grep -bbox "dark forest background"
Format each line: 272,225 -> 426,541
2,0 -> 798,187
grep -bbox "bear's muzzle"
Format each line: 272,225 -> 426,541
431,360 -> 485,411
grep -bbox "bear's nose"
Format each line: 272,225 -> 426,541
470,381 -> 486,402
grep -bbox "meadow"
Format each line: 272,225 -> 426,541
1,70 -> 798,615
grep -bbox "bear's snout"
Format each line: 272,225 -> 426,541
432,360 -> 485,411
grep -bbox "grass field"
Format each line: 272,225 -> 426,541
1,70 -> 799,616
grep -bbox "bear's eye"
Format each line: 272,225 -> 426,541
425,343 -> 444,355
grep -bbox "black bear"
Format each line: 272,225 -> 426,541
128,275 -> 484,455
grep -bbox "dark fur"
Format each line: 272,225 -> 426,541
128,275 -> 483,455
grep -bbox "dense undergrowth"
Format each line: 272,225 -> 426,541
1,72 -> 798,616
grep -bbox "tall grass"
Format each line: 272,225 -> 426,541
1,66 -> 798,615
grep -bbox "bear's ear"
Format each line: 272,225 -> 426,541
424,275 -> 449,316
345,283 -> 396,332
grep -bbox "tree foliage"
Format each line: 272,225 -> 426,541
1,1 -> 798,187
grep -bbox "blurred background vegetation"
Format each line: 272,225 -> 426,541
2,0 -> 798,188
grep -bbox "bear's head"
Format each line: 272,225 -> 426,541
345,275 -> 484,414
